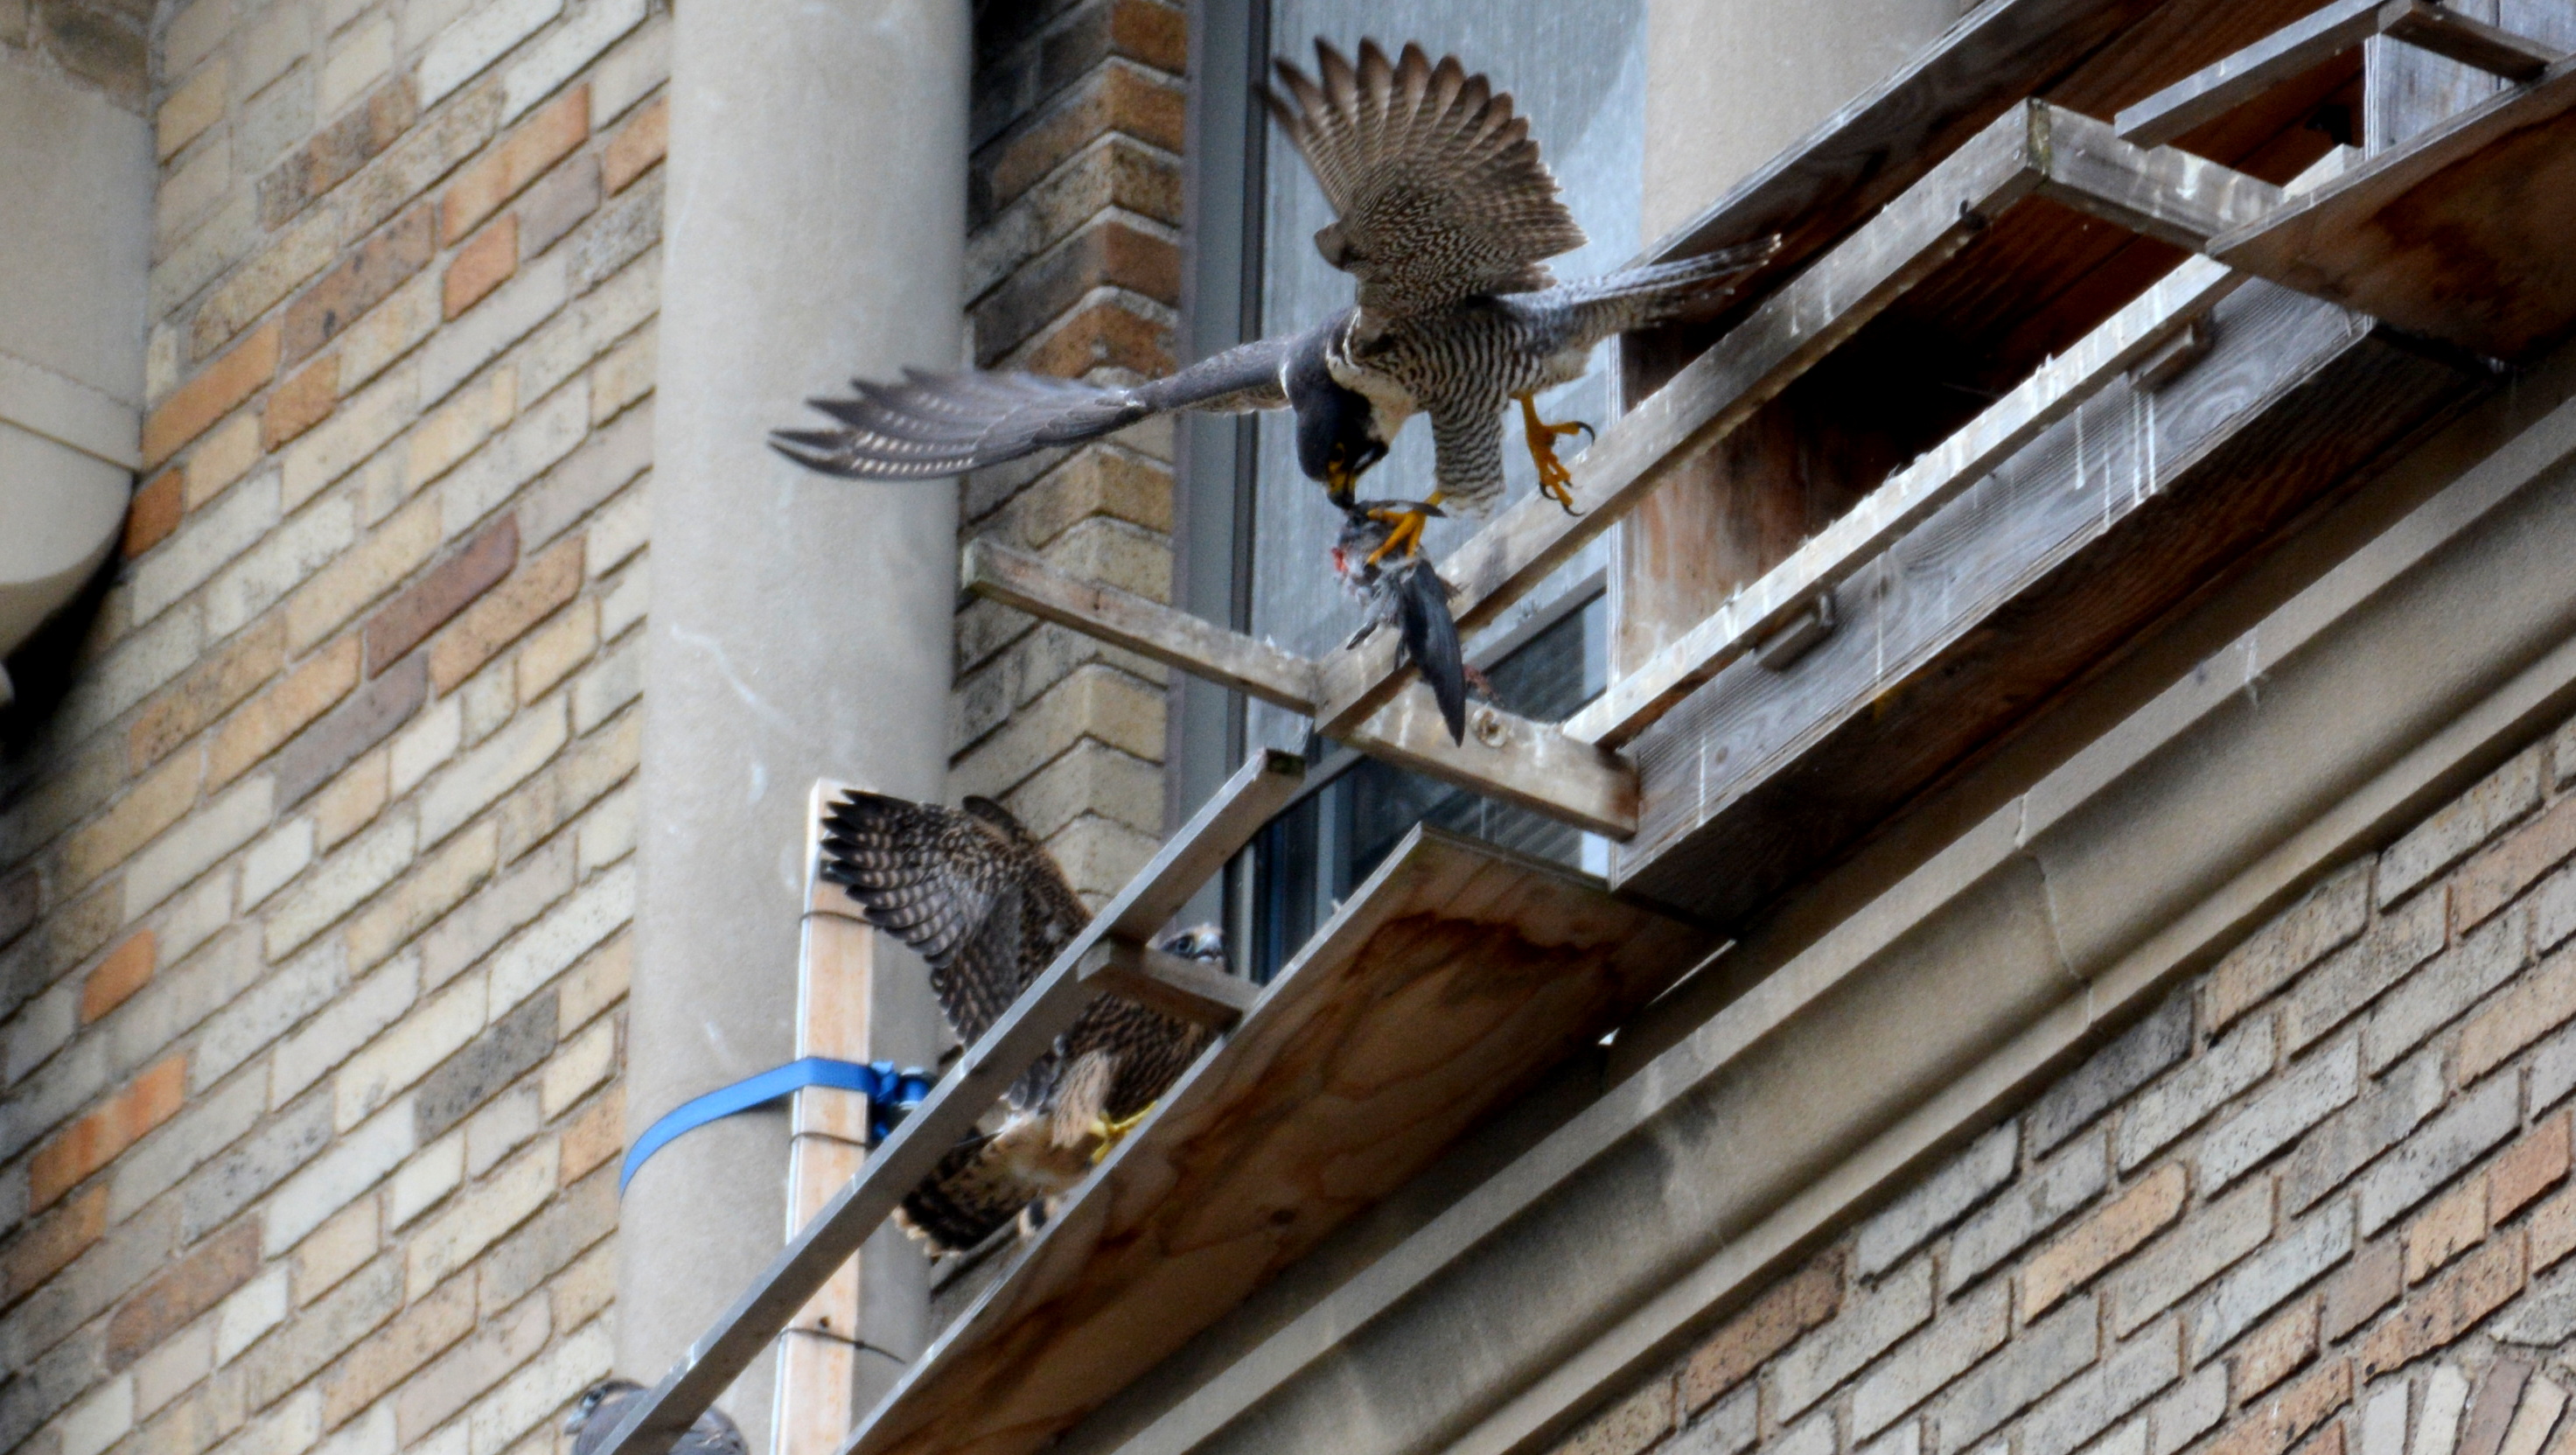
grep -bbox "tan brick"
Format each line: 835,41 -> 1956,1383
441,87 -> 590,244
287,496 -> 443,653
209,634 -> 363,787
129,615 -> 287,771
1,1186 -> 105,1305
104,1221 -> 261,1370
600,94 -> 664,193
1679,1254 -> 1840,1411
2321,1239 -> 2400,1342
80,929 -> 157,1024
557,929 -> 631,1032
494,708 -> 637,863
192,205 -> 344,361
144,324 -> 279,468
282,205 -> 436,367
1555,1377 -> 1673,1455
124,469 -> 184,558
2460,951 -> 2576,1085
2532,1185 -> 2576,1275
588,326 -> 653,425
2456,795 -> 2576,932
181,414 -> 264,509
2209,1360 -> 2350,1455
292,1199 -> 378,1306
2237,1302 -> 2319,1403
61,752 -> 206,893
345,821 -> 498,971
258,77 -> 418,229
2027,1163 -> 2187,1319
2206,865 -> 2373,1032
1009,295 -> 1173,377
314,751 -> 390,850
320,1271 -> 475,1428
428,535 -> 582,692
31,1054 -> 188,1208
365,515 -> 518,674
516,596 -> 597,703
157,58 -> 227,161
981,62 -> 1184,213
2407,1174 -> 2490,1284
559,1085 -> 625,1192
1107,0 -> 1185,70
444,215 -> 519,318
550,1237 -> 615,1330
392,1286 -> 548,1445
409,367 -> 518,492
262,353 -> 341,451
2358,1232 -> 2525,1379
2496,1114 -> 2573,1224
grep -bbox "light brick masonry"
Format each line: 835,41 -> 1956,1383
1544,727 -> 2576,1455
0,0 -> 663,1453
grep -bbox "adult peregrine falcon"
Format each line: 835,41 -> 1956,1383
773,38 -> 1777,562
816,790 -> 1220,1251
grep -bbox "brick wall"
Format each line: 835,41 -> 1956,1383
0,0 -> 666,1452
950,0 -> 1188,904
1541,724 -> 2576,1455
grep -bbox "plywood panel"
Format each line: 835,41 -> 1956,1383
842,830 -> 1713,1455
2217,57 -> 2576,361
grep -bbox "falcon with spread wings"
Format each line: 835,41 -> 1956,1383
816,789 -> 1220,1251
773,38 -> 1777,563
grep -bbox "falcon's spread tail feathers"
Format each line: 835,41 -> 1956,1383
1542,236 -> 1784,334
772,337 -> 1293,481
1267,38 -> 1586,317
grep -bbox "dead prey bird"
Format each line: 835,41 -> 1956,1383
1334,502 -> 1476,744
565,1380 -> 746,1455
773,38 -> 1777,565
816,791 -> 1226,1251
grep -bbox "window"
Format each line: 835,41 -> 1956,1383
1175,0 -> 1647,976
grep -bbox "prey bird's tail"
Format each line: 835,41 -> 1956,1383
1393,561 -> 1469,745
1556,234 -> 1783,335
771,369 -> 1148,479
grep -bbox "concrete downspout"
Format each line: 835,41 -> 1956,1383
623,3 -> 967,1446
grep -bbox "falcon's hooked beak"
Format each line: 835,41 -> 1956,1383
1325,456 -> 1356,505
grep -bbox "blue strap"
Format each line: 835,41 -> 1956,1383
620,1058 -> 935,1195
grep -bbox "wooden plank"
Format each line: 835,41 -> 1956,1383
2034,104 -> 2286,247
1084,939 -> 1259,1028
965,536 -> 1639,838
842,829 -> 1714,1455
1567,255 -> 2249,749
1315,102 -> 2279,740
963,539 -> 1318,712
2215,54 -> 2576,360
588,750 -> 1307,1455
1615,281 -> 2482,926
2114,0 -> 2390,147
2382,1 -> 2560,81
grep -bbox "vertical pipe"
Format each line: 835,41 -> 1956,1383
623,3 -> 967,1447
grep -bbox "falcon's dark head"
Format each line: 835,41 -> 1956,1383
1285,325 -> 1390,505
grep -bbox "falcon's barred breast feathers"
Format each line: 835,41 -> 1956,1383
773,36 -> 1780,549
816,790 -> 1219,1252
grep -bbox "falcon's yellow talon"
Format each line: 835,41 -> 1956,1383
1518,394 -> 1589,516
1364,507 -> 1430,565
1088,1104 -> 1157,1165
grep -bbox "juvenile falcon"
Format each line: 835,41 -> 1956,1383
816,790 -> 1222,1251
773,38 -> 1777,562
565,1381 -> 745,1455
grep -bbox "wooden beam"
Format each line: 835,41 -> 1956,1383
2032,104 -> 2285,247
2114,0 -> 2389,146
1084,939 -> 1260,1028
1567,255 -> 2249,749
962,539 -> 1318,712
2381,1 -> 2560,81
2115,0 -> 2562,148
588,749 -> 1306,1455
963,537 -> 1640,838
1313,101 -> 2279,740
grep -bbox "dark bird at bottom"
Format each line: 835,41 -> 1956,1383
1334,502 -> 1474,745
816,791 -> 1226,1252
564,1380 -> 746,1455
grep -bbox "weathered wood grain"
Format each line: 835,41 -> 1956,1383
2382,1 -> 2560,81
1568,255 -> 2248,749
588,752 -> 1306,1455
1615,282 -> 2482,925
2115,0 -> 2392,146
841,829 -> 1713,1455
2216,54 -> 2576,360
963,539 -> 1318,712
2034,105 -> 2286,246
1084,940 -> 1259,1028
